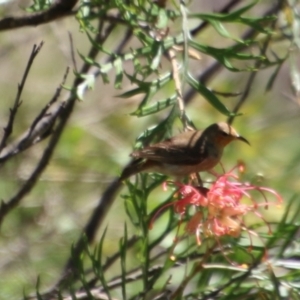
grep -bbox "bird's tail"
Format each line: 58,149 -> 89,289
120,159 -> 152,180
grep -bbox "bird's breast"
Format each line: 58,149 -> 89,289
152,150 -> 223,177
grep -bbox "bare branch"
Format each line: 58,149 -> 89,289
0,67 -> 70,225
68,32 -> 78,73
0,42 -> 44,153
0,103 -> 65,226
0,67 -> 69,164
29,67 -> 70,133
0,0 -> 78,31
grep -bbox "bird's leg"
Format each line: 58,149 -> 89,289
196,173 -> 203,186
188,173 -> 203,187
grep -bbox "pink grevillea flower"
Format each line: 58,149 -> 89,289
151,165 -> 283,245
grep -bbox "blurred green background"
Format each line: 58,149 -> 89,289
0,0 -> 300,298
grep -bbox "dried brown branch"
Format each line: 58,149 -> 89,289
0,42 -> 44,153
0,0 -> 78,31
68,32 -> 78,73
168,48 -> 189,129
0,102 -> 65,226
0,67 -> 69,164
0,67 -> 69,226
30,67 -> 70,134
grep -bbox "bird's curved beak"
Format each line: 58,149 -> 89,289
237,135 -> 250,145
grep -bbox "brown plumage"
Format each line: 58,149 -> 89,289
120,122 -> 249,180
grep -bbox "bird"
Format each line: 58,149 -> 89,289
120,122 -> 249,180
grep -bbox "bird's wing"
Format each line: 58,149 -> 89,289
131,130 -> 206,165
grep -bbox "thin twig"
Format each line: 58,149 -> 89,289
30,67 -> 70,133
0,42 -> 44,153
0,0 -> 78,31
190,0 -> 242,37
227,16 -> 278,124
0,66 -> 70,224
0,103 -> 65,226
168,48 -> 189,129
0,67 -> 69,164
201,263 -> 258,300
68,32 -> 78,73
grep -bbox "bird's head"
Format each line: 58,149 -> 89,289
207,122 -> 250,147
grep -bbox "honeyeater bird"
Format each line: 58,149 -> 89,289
120,122 -> 249,180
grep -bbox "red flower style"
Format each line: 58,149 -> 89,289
151,166 -> 283,245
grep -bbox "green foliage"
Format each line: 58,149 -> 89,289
58,0 -> 299,298
76,0 -> 279,120
26,0 -> 51,12
3,0 -> 300,299
53,193 -> 300,299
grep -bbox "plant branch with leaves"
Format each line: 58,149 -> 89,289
1,0 -> 299,299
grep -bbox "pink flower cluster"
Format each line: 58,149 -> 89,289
151,166 -> 282,245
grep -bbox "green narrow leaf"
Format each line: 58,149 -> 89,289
289,54 -> 300,95
124,72 -> 173,114
132,94 -> 177,117
133,56 -> 142,74
114,57 -> 123,89
124,178 -> 147,226
188,40 -> 263,71
100,73 -> 110,84
130,86 -> 157,115
57,290 -> 63,300
240,16 -> 275,34
208,20 -> 244,43
120,223 -> 128,300
187,41 -> 236,71
157,7 -> 169,29
269,268 -> 281,297
118,87 -> 146,98
135,107 -> 176,147
186,73 -> 232,116
86,31 -> 113,56
125,71 -> 172,88
265,62 -> 284,92
35,276 -> 42,300
150,43 -> 163,70
189,1 -> 259,22
135,29 -> 156,46
79,268 -> 94,300
95,227 -> 111,298
124,72 -> 151,88
78,51 -> 100,68
77,36 -> 178,86
97,226 -> 108,265
76,74 -> 95,101
123,191 -> 140,226
100,62 -> 114,74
